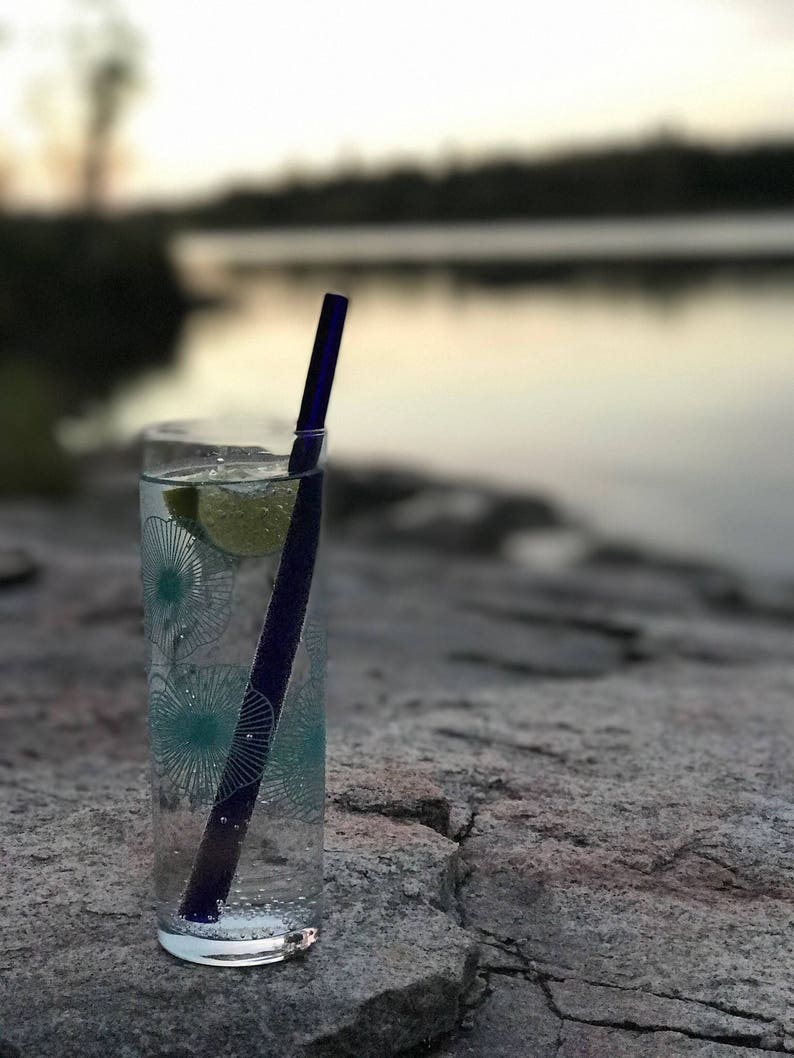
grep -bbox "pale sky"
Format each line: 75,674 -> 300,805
1,0 -> 793,205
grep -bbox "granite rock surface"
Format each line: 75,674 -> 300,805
0,478 -> 793,1057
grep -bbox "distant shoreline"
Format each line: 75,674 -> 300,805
162,137 -> 794,232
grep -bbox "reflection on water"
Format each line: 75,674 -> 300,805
177,213 -> 794,268
68,258 -> 794,575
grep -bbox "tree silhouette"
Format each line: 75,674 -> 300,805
0,25 -> 10,205
70,0 -> 142,213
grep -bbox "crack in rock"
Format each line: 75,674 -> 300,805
450,806 -> 479,929
430,726 -> 570,764
548,975 -> 784,1031
557,1022 -> 791,1056
548,979 -> 785,1050
328,761 -> 453,836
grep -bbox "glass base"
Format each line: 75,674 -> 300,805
158,925 -> 319,966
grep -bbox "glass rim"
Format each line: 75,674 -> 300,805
141,416 -> 326,447
140,416 -> 328,481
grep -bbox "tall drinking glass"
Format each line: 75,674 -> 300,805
140,418 -> 325,966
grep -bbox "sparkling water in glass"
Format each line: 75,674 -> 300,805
140,419 -> 325,966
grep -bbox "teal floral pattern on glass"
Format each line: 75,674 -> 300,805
303,609 -> 327,681
141,516 -> 234,660
264,678 -> 325,824
149,665 -> 274,805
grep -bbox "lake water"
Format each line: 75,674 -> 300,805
68,218 -> 794,576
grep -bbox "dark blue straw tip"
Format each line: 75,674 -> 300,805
296,293 -> 349,435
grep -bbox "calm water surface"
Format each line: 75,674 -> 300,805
71,228 -> 794,576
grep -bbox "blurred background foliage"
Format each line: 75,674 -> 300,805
185,139 -> 794,228
0,1 -> 186,494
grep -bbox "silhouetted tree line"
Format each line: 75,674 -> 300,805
179,138 -> 794,228
0,215 -> 188,494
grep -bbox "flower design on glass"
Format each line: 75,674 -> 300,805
304,609 -> 327,681
263,672 -> 325,824
141,516 -> 234,660
149,665 -> 274,805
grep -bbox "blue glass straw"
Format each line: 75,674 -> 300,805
180,293 -> 348,923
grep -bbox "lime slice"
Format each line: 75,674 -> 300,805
197,480 -> 298,557
164,486 -> 199,524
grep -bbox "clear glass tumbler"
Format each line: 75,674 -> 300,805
140,418 -> 325,966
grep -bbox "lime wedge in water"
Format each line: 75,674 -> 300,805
163,486 -> 199,524
196,480 -> 298,557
